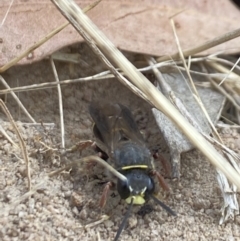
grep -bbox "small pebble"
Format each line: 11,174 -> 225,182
128,216 -> 138,229
79,209 -> 88,220
175,194 -> 182,200
104,220 -> 114,228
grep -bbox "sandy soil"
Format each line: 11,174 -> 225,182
0,44 -> 240,241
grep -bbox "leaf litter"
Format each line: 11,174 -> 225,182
0,0 -> 240,240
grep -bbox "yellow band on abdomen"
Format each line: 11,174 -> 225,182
121,165 -> 148,170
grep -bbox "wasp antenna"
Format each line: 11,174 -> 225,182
114,198 -> 134,241
150,194 -> 177,216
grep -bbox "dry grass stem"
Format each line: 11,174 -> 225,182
208,78 -> 240,112
174,67 -> 226,79
21,122 -> 55,127
218,57 -> 240,86
0,71 -> 113,94
170,19 -> 239,221
48,155 -> 127,182
0,0 -> 14,27
0,57 -> 226,96
149,66 -> 238,223
170,19 -> 198,95
0,124 -> 17,147
204,60 -> 240,124
53,1 -> 151,105
192,93 -> 223,142
209,57 -> 240,73
203,133 -> 240,161
50,57 -> 65,148
0,75 -> 36,123
207,61 -> 240,88
50,0 -> 240,190
170,19 -> 222,142
84,215 -> 109,229
157,27 -> 240,63
38,141 -> 58,153
52,52 -> 82,63
97,232 -> 102,241
0,99 -> 31,191
216,123 -> 240,128
0,0 -> 101,73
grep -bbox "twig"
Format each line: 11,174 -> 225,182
0,71 -> 113,94
209,57 -> 240,73
0,99 -> 31,191
208,77 -> 240,112
0,75 -> 36,123
50,57 -> 65,148
218,57 -> 240,86
220,115 -> 239,125
216,123 -> 240,129
207,61 -> 240,88
0,58 -> 228,95
157,28 -> 240,62
85,215 -> 109,229
48,155 -> 127,182
21,122 -> 55,127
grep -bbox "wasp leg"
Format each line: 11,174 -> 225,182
92,142 -> 109,161
65,140 -> 94,153
100,181 -> 113,208
151,170 -> 170,192
154,153 -> 171,178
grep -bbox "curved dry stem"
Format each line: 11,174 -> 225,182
0,99 -> 31,191
48,155 -> 127,182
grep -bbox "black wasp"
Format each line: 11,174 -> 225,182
89,102 -> 176,240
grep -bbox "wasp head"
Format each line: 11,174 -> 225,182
117,169 -> 154,205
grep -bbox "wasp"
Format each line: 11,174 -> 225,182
89,102 -> 176,241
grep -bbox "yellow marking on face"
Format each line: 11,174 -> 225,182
125,196 -> 146,205
121,165 -> 148,170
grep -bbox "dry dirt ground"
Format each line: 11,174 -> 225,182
0,44 -> 240,241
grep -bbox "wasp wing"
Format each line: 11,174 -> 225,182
116,103 -> 145,145
89,102 -> 146,155
89,102 -> 115,151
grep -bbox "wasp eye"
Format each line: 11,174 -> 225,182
146,178 -> 155,195
147,178 -> 154,193
117,179 -> 130,200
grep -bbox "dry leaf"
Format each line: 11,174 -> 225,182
1,0 -> 240,66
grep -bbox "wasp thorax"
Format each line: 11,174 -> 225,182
117,169 -> 155,205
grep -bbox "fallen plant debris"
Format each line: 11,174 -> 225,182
0,0 -> 240,240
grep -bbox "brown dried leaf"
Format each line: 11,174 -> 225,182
1,0 -> 240,66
